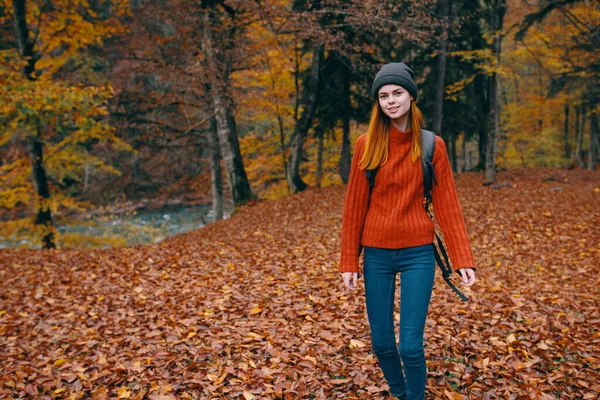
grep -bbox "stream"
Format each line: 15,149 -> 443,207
0,202 -> 234,249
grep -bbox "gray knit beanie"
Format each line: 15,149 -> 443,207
371,62 -> 418,101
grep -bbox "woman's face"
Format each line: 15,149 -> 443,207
377,84 -> 413,121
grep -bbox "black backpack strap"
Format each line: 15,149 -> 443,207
366,167 -> 379,195
433,231 -> 469,301
420,129 -> 437,206
359,167 -> 379,258
421,130 -> 469,302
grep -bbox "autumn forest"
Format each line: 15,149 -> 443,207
1,0 -> 599,399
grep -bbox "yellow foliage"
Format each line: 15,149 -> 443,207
444,1 -> 597,168
234,16 -> 322,200
303,130 -> 346,188
499,0 -> 598,167
232,19 -> 304,129
239,131 -> 289,200
3,0 -> 129,76
0,1 -> 133,248
59,232 -> 127,249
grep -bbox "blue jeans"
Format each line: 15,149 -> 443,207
363,244 -> 435,400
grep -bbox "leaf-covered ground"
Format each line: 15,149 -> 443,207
1,169 -> 599,399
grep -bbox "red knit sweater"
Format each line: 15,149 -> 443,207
339,125 -> 476,273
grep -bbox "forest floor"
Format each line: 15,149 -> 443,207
1,168 -> 599,400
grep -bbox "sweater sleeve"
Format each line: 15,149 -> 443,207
431,136 -> 477,272
339,134 -> 370,273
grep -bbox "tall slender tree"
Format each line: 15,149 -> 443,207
207,116 -> 224,220
433,0 -> 450,143
589,104 -> 599,171
339,60 -> 352,183
11,0 -> 55,248
485,0 -> 506,184
564,105 -> 571,160
287,44 -> 323,193
200,0 -> 254,206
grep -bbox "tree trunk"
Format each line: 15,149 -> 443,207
208,116 -> 224,221
564,104 -> 570,160
277,112 -> 290,194
475,74 -> 488,171
201,10 -> 253,208
288,44 -> 323,193
477,124 -> 487,171
316,128 -> 324,188
433,0 -> 449,142
339,63 -> 351,184
450,131 -> 457,173
340,112 -> 351,184
485,0 -> 506,185
470,23 -> 489,172
461,133 -> 468,172
83,149 -> 89,193
589,104 -> 599,171
29,128 -> 55,248
575,104 -> 585,168
13,0 -> 55,248
12,0 -> 36,78
485,69 -> 498,184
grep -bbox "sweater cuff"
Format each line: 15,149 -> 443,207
339,253 -> 360,273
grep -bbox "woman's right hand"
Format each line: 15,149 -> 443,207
342,272 -> 358,290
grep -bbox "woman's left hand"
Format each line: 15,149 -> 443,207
458,268 -> 476,287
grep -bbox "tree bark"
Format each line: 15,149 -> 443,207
564,104 -> 570,160
461,133 -> 468,172
475,74 -> 488,171
575,104 -> 585,168
450,131 -> 457,173
29,128 -> 55,248
208,116 -> 224,221
201,10 -> 253,208
83,149 -> 89,193
485,68 -> 498,184
316,128 -> 324,188
588,103 -> 599,171
339,63 -> 351,184
12,0 -> 36,78
433,0 -> 449,143
13,0 -> 55,248
288,44 -> 322,193
485,0 -> 506,185
276,113 -> 290,194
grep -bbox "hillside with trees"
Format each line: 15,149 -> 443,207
1,0 -> 597,248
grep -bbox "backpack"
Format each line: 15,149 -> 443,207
360,129 -> 469,302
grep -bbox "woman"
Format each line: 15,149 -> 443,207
339,62 -> 477,400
